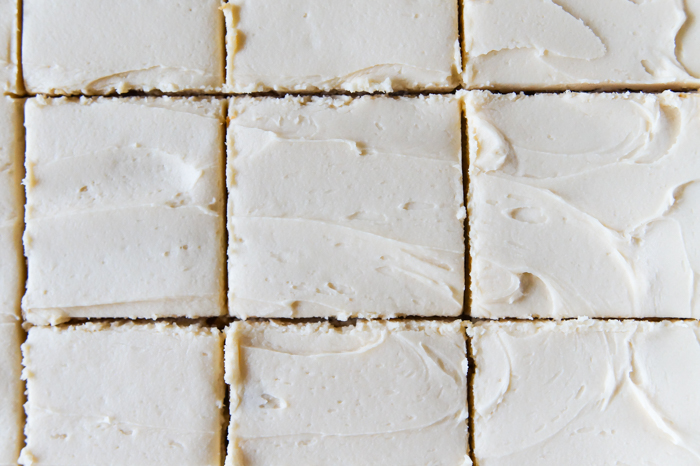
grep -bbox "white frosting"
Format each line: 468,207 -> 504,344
0,96 -> 23,321
469,320 -> 700,465
23,97 -> 226,325
0,0 -> 19,93
467,91 -> 700,318
22,0 -> 224,94
463,0 -> 700,90
228,95 -> 465,319
20,322 -> 224,466
225,320 -> 470,466
0,322 -> 23,465
224,0 -> 460,93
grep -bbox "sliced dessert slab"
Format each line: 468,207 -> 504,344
228,95 -> 465,319
467,91 -> 700,319
469,320 -> 700,466
462,0 -> 700,91
0,96 -> 24,321
21,322 -> 225,466
23,97 -> 226,324
225,320 -> 469,466
0,322 -> 23,466
224,0 -> 460,93
22,0 -> 225,94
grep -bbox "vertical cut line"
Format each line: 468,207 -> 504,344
18,96 -> 27,318
457,0 -> 465,91
15,0 -> 26,97
17,322 -> 27,462
220,97 -> 231,466
461,97 -> 470,321
222,97 -> 230,320
18,94 -> 29,464
466,330 -> 477,465
221,371 -> 230,466
462,92 -> 477,464
219,0 -> 227,93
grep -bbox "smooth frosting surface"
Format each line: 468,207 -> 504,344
20,322 -> 224,466
467,91 -> 700,318
23,97 -> 226,324
0,322 -> 23,466
228,95 -> 465,319
224,0 -> 460,93
0,0 -> 19,93
0,96 -> 23,321
225,320 -> 470,466
22,0 -> 224,94
469,320 -> 700,465
463,0 -> 700,90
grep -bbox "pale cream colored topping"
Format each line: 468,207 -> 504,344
463,0 -> 700,90
225,320 -> 470,466
20,322 -> 224,466
0,322 -> 23,465
224,0 -> 460,93
0,0 -> 19,93
0,96 -> 24,321
22,0 -> 224,95
23,97 -> 226,324
469,320 -> 700,466
228,95 -> 465,319
467,91 -> 700,318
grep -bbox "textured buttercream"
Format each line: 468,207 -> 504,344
23,97 -> 226,324
224,0 -> 460,93
0,96 -> 23,321
463,0 -> 700,91
228,95 -> 465,319
469,320 -> 700,465
20,322 -> 224,466
0,322 -> 23,465
225,320 -> 470,466
0,0 -> 19,93
468,91 -> 700,318
22,0 -> 224,94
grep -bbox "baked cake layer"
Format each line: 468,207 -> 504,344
21,322 -> 225,466
225,320 -> 469,466
224,0 -> 460,93
467,90 -> 700,319
23,97 -> 226,324
462,0 -> 700,91
469,320 -> 700,466
228,95 -> 465,319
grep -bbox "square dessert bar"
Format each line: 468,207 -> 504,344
0,96 -> 24,321
228,95 -> 465,319
469,320 -> 700,466
22,0 -> 224,94
224,0 -> 460,93
0,322 -> 23,465
23,97 -> 226,325
21,322 -> 225,466
467,91 -> 700,319
0,0 -> 20,93
225,320 -> 469,466
462,0 -> 700,91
